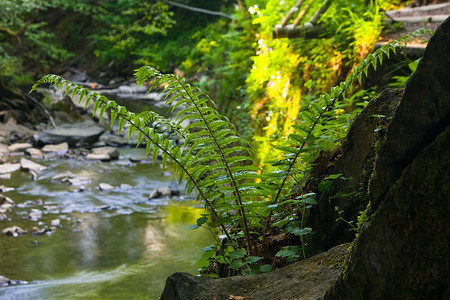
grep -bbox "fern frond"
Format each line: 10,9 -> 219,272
31,67 -> 263,256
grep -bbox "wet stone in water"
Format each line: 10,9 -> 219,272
51,219 -> 61,227
2,226 -> 26,237
31,227 -> 45,236
99,183 -> 114,191
28,208 -> 43,221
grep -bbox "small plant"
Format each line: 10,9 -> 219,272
30,28 -> 432,276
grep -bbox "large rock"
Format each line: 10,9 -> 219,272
324,17 -> 450,299
368,17 -> 450,212
308,89 -> 402,251
36,121 -> 104,146
161,244 -> 349,300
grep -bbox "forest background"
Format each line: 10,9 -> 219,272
0,0 -> 410,157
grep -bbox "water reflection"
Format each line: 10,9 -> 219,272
0,148 -> 214,299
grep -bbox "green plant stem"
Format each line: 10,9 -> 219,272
100,97 -> 235,243
178,78 -> 253,256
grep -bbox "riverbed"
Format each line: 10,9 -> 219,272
0,148 -> 213,299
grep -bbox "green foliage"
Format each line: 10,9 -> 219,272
245,0 -> 387,164
0,0 -> 75,84
30,28 -> 432,276
91,1 -> 175,67
389,57 -> 421,88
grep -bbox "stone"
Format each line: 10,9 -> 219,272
148,189 -> 159,199
99,183 -> 114,191
0,174 -> 11,179
0,203 -> 13,213
25,147 -> 44,159
8,142 -> 32,152
28,208 -> 43,221
120,183 -> 132,190
368,17 -> 450,213
0,144 -> 8,158
50,219 -> 61,227
161,244 -> 349,300
0,276 -> 9,287
323,18 -> 450,300
20,158 -> 47,173
0,118 -> 37,143
2,226 -> 26,237
0,163 -> 21,174
36,121 -> 105,146
51,171 -> 91,186
31,227 -> 45,236
41,142 -> 69,155
305,89 -> 403,251
0,195 -> 14,205
86,146 -> 119,161
0,185 -> 14,192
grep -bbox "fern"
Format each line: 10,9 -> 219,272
30,66 -> 261,256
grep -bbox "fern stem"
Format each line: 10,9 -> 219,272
259,53 -> 372,253
107,101 -> 235,240
177,79 -> 254,256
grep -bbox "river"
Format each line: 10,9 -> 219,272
0,147 -> 214,299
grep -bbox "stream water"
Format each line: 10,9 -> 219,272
0,148 -> 214,299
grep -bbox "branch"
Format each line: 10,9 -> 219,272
0,20 -> 32,37
310,0 -> 331,25
293,0 -> 313,26
273,22 -> 327,39
281,0 -> 306,27
274,0 -> 331,39
164,0 -> 233,19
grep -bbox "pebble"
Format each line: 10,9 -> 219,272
86,146 -> 119,161
0,194 -> 14,205
99,183 -> 114,191
28,208 -> 43,221
51,219 -> 61,227
0,185 -> 14,192
31,227 -> 45,236
25,148 -> 44,159
120,183 -> 132,190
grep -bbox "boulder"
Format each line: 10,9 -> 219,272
36,121 -> 104,146
161,244 -> 349,300
324,17 -> 450,300
308,89 -> 402,251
